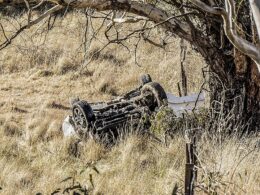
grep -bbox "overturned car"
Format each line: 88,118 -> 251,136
62,74 -> 168,139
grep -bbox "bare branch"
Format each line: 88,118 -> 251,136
249,0 -> 260,39
0,4 -> 62,50
190,0 -> 260,72
112,16 -> 149,24
1,0 -> 259,71
44,0 -> 194,41
32,0 -> 44,9
0,23 -> 10,44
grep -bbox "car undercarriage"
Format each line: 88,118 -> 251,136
64,74 -> 168,140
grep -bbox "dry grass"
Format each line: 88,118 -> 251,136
0,11 -> 259,194
0,122 -> 259,194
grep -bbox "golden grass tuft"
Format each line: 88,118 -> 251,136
34,69 -> 54,78
97,79 -> 118,96
54,56 -> 78,75
2,121 -> 22,137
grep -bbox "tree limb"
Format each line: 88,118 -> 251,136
249,0 -> 260,39
190,0 -> 260,72
40,0 -> 194,42
0,4 -> 62,50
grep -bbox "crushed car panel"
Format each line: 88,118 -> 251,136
62,74 -> 206,137
63,74 -> 168,138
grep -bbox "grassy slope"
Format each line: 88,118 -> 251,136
0,12 -> 259,194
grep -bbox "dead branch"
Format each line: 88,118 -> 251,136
1,0 -> 259,72
0,4 -> 62,50
190,0 -> 260,72
249,0 -> 260,39
43,0 -> 194,42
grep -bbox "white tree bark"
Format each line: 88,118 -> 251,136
190,0 -> 260,72
249,0 -> 260,39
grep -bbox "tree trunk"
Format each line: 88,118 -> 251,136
200,40 -> 260,131
211,52 -> 260,131
189,2 -> 260,131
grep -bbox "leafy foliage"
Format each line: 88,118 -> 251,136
150,106 -> 209,137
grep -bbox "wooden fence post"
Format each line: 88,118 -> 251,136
180,38 -> 187,96
184,137 -> 197,195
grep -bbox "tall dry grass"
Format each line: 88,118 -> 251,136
0,115 -> 259,194
0,11 -> 259,194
